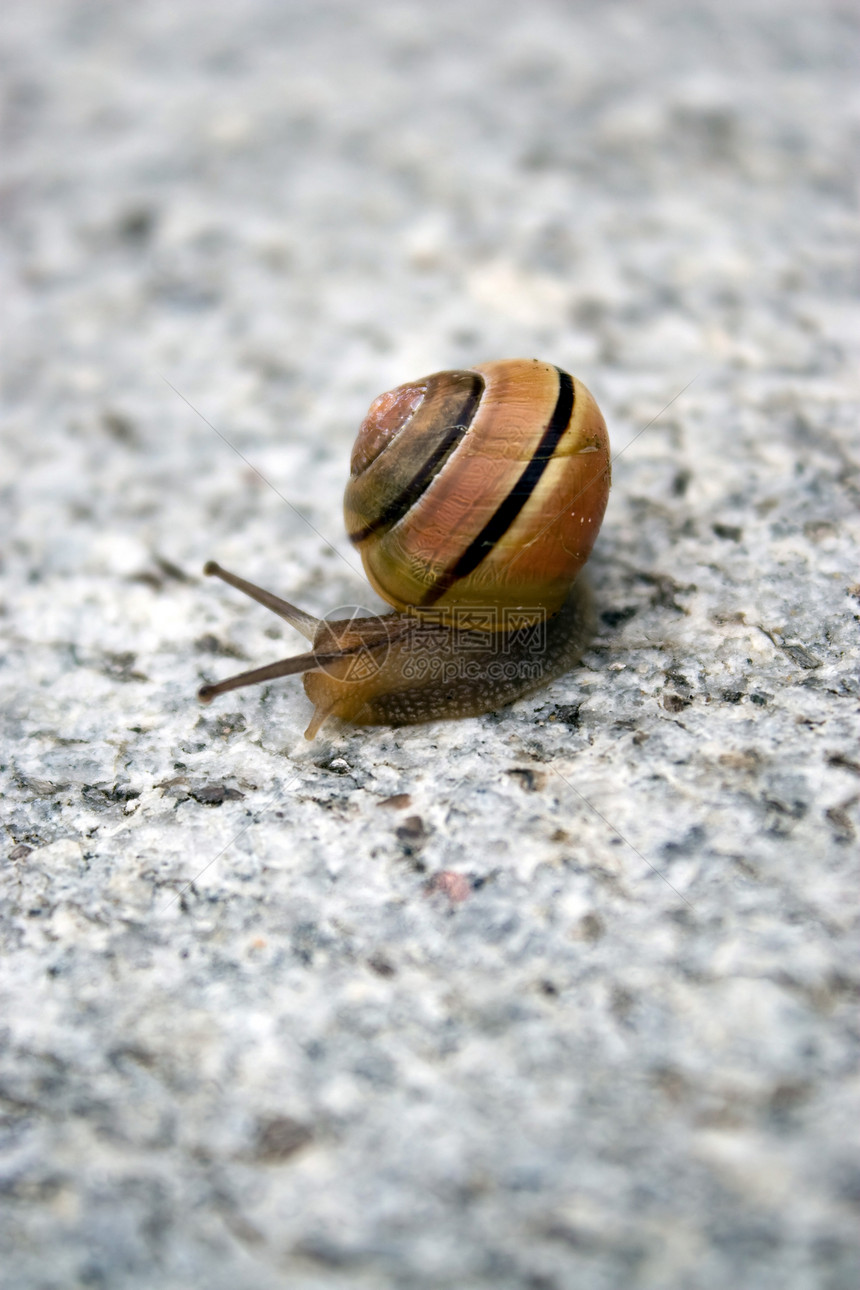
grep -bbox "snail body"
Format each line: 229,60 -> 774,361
199,359 -> 610,738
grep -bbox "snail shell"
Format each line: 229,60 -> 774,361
198,359 -> 610,738
345,359 -> 609,617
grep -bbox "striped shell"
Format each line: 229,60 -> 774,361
344,359 -> 611,617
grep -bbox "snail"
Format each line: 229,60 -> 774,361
198,358 -> 610,738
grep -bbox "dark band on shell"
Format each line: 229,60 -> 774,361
418,367 -> 574,605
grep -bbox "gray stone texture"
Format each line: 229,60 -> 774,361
1,1 -> 858,1287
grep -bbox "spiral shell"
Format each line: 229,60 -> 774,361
343,359 -> 610,617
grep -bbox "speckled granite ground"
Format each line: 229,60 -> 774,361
1,2 -> 859,1287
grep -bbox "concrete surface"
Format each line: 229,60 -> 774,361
1,1 -> 858,1287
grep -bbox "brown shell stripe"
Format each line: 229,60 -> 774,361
420,367 -> 574,606
347,374 -> 484,543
